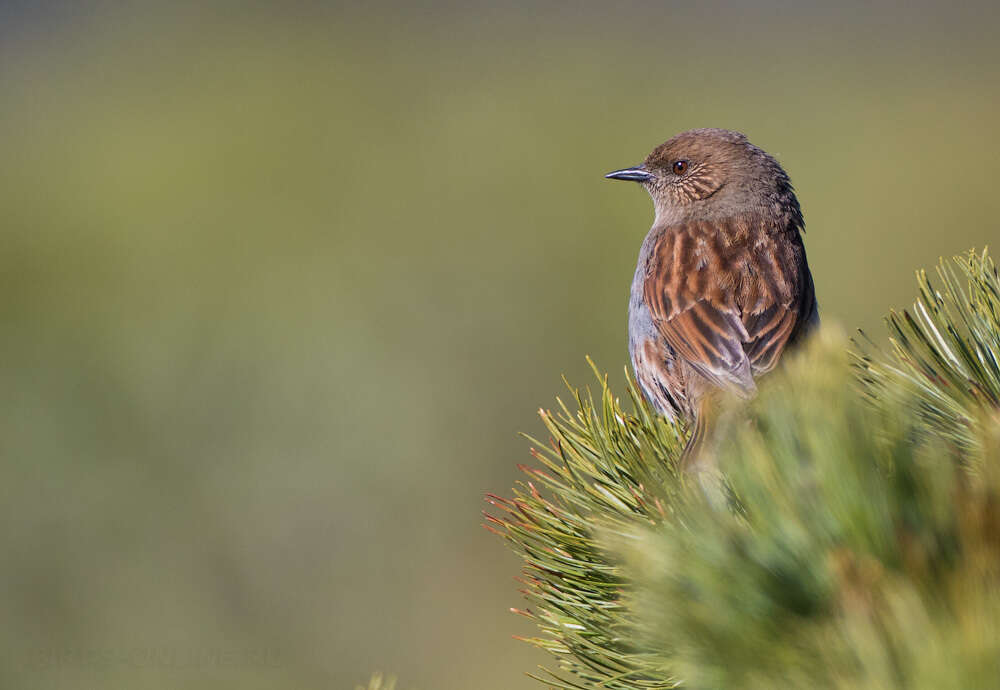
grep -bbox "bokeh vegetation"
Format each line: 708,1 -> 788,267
1,2 -> 999,689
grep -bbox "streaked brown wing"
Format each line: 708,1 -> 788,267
742,302 -> 801,374
643,217 -> 808,397
657,299 -> 756,395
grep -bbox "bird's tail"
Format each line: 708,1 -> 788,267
679,398 -> 716,475
680,397 -> 734,507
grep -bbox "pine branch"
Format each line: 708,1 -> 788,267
485,362 -> 688,688
853,248 -> 1000,454
489,248 -> 1000,689
631,335 -> 1000,689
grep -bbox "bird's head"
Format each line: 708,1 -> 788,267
606,128 -> 799,227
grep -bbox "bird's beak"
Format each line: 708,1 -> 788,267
605,165 -> 652,183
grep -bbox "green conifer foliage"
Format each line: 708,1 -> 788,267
487,250 -> 1000,689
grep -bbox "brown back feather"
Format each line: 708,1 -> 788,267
643,214 -> 812,397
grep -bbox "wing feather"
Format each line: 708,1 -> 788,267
643,217 -> 812,399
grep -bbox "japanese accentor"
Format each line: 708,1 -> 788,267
606,128 -> 818,468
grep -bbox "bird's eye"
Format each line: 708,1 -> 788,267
672,160 -> 689,175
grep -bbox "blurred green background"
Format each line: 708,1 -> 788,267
1,1 -> 998,688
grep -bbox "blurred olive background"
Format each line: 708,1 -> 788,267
1,1 -> 998,688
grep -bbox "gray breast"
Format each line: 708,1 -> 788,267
627,264 -> 658,362
627,226 -> 664,361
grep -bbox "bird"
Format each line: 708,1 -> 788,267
606,128 -> 818,470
